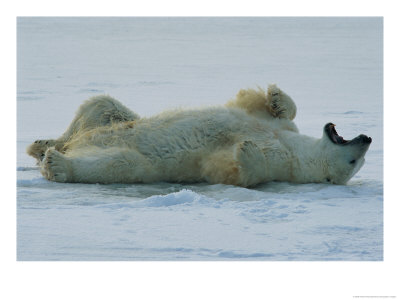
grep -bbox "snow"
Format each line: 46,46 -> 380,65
17,17 -> 383,261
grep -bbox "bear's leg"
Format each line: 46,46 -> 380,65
41,146 -> 156,184
201,141 -> 267,187
59,95 -> 140,142
27,95 -> 140,164
266,84 -> 297,120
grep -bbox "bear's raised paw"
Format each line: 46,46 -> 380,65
267,84 -> 297,120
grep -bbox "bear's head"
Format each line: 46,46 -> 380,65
320,123 -> 372,184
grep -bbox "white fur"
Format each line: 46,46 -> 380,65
27,85 -> 370,187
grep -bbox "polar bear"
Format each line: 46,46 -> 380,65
27,84 -> 372,187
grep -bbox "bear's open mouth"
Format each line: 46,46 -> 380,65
324,123 -> 350,145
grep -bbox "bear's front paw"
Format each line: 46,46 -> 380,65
235,141 -> 267,187
41,148 -> 71,183
236,141 -> 265,167
266,84 -> 297,120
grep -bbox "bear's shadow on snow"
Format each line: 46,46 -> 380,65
55,180 -> 364,203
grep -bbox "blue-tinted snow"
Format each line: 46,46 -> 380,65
17,17 -> 383,260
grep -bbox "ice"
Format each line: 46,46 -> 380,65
17,17 -> 383,261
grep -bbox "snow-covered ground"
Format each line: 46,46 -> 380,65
17,17 -> 383,260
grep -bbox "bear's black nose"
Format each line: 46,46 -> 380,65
360,134 -> 372,144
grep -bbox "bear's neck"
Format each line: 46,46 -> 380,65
277,130 -> 325,183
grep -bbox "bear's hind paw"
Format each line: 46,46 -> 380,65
41,148 -> 71,183
27,139 -> 57,163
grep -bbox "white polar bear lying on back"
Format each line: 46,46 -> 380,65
27,84 -> 372,187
